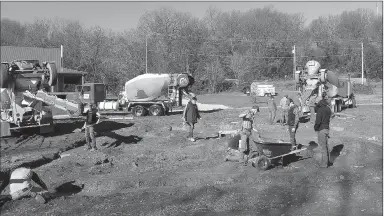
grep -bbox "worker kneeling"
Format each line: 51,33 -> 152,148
0,167 -> 49,204
225,105 -> 264,165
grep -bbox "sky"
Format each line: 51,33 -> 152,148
1,1 -> 383,32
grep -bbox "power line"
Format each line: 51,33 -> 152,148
147,49 -> 356,59
147,32 -> 382,44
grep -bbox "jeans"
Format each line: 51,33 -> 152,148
186,122 -> 195,138
289,125 -> 298,146
281,109 -> 288,124
240,129 -> 251,153
309,106 -> 316,123
240,129 -> 262,154
269,109 -> 276,124
85,125 -> 96,148
318,129 -> 330,167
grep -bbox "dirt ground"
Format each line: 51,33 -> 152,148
0,87 -> 382,216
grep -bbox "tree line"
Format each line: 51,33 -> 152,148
1,6 -> 382,94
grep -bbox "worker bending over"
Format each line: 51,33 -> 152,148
238,105 -> 264,164
0,167 -> 49,204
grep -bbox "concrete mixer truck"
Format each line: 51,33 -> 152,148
295,60 -> 357,115
0,60 -> 105,137
98,73 -> 195,117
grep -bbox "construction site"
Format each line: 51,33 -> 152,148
0,56 -> 382,216
0,2 -> 383,216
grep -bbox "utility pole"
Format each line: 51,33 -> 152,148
377,2 -> 379,17
294,45 -> 296,74
145,35 -> 148,74
361,42 -> 364,85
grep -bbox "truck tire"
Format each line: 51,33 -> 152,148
0,63 -> 9,88
132,105 -> 147,117
47,62 -> 57,86
252,155 -> 271,171
320,70 -> 327,83
331,103 -> 337,113
149,105 -> 163,116
337,101 -> 342,112
350,95 -> 357,108
294,72 -> 300,84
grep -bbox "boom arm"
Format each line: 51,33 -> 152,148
23,90 -> 81,116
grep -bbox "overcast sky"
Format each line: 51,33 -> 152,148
1,1 -> 382,32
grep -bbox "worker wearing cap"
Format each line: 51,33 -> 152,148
238,105 -> 264,164
82,103 -> 101,151
279,95 -> 290,125
287,98 -> 300,150
0,167 -> 49,204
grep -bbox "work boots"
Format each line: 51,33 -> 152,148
319,152 -> 330,168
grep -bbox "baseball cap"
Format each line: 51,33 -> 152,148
251,105 -> 260,112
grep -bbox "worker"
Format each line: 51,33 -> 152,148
0,167 -> 49,204
267,94 -> 277,125
238,105 -> 264,164
308,91 -> 318,124
314,93 -> 332,168
295,92 -> 303,111
279,95 -> 289,125
183,95 -> 201,142
82,103 -> 101,151
287,98 -> 300,150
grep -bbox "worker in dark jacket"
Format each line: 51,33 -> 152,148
314,97 -> 332,168
267,95 -> 277,125
183,96 -> 201,142
82,103 -> 101,151
287,98 -> 300,150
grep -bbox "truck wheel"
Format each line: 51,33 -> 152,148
47,63 -> 57,86
252,155 -> 271,171
350,95 -> 357,108
331,103 -> 337,113
337,101 -> 342,112
1,63 -> 10,88
132,105 -> 147,117
149,105 -> 163,116
320,70 -> 327,83
294,72 -> 300,84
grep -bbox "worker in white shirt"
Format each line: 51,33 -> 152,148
0,167 -> 49,204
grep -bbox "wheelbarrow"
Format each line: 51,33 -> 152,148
225,133 -> 310,170
248,143 -> 309,171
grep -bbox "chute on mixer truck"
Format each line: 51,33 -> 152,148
98,73 -> 195,117
295,60 -> 357,115
0,60 -> 58,137
0,59 -> 106,137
